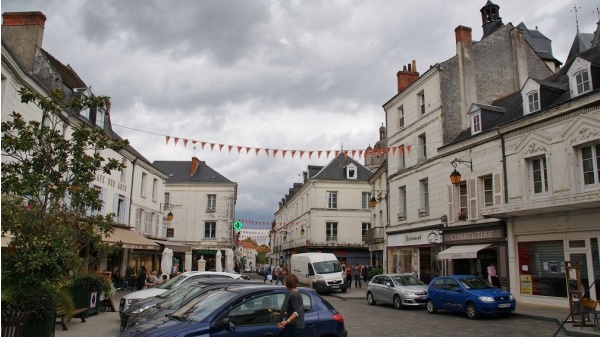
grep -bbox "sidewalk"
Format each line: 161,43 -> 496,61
55,286 -> 600,337
330,285 -> 600,337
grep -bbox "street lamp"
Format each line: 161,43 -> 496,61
449,158 -> 473,185
369,190 -> 387,208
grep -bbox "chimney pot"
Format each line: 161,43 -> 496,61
396,60 -> 420,93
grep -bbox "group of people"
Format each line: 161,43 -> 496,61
264,263 -> 289,285
134,266 -> 169,290
342,262 -> 366,289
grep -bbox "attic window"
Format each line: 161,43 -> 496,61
471,113 -> 481,134
346,164 -> 357,179
575,70 -> 591,95
527,91 -> 540,113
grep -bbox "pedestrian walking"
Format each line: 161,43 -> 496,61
275,266 -> 284,285
266,263 -> 273,283
345,265 -> 352,288
277,274 -> 305,337
353,263 -> 362,288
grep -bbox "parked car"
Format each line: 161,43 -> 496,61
121,278 -> 250,331
426,275 -> 516,319
118,286 -> 348,337
119,271 -> 243,315
366,273 -> 428,309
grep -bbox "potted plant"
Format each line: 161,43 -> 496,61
1,285 -> 73,337
457,210 -> 468,221
70,274 -> 105,316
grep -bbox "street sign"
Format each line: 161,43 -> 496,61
233,220 -> 243,231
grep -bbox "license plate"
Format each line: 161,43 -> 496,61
331,285 -> 339,289
498,303 -> 511,308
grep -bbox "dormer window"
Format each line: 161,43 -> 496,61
575,70 -> 591,95
471,113 -> 481,134
527,91 -> 540,113
567,57 -> 593,98
346,164 -> 357,179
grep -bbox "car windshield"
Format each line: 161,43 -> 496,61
157,285 -> 213,309
158,274 -> 185,290
313,261 -> 342,274
459,277 -> 495,290
157,282 -> 196,299
392,275 -> 424,286
171,289 -> 237,322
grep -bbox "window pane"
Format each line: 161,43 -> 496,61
581,146 -> 595,185
484,177 -> 493,206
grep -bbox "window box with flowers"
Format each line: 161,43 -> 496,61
457,210 -> 468,221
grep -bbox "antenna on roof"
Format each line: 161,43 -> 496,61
571,4 -> 581,34
594,5 -> 600,22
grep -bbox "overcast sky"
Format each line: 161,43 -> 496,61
2,0 -> 597,230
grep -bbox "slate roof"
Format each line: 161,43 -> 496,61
516,22 -> 561,65
40,49 -> 87,90
152,160 -> 235,184
311,153 -> 373,181
443,45 -> 600,148
566,33 -> 594,63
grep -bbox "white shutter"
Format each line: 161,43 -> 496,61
447,185 -> 454,222
468,179 -> 477,219
493,173 -> 502,205
123,197 -> 130,226
113,193 -> 120,221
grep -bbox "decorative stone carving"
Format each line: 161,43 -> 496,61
523,142 -> 547,156
569,127 -> 600,145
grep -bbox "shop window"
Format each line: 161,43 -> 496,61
518,241 -> 566,297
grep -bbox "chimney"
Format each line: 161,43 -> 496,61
2,12 -> 46,72
190,157 -> 200,176
396,60 -> 419,93
455,25 -> 476,129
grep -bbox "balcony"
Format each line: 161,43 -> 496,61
364,227 -> 385,245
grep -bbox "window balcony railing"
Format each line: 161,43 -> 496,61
364,227 -> 385,245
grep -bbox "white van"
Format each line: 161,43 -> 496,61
290,253 -> 347,294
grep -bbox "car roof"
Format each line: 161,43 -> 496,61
180,271 -> 240,277
224,285 -> 316,294
377,273 -> 417,277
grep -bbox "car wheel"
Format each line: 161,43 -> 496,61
466,302 -> 479,319
426,299 -> 437,314
367,292 -> 376,305
393,295 -> 403,310
341,288 -> 347,293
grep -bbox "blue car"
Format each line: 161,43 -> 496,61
426,275 -> 516,319
118,285 -> 348,337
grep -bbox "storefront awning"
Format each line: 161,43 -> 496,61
437,244 -> 491,260
153,239 -> 192,253
102,228 -> 160,250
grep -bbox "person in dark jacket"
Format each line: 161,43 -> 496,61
136,266 -> 147,291
277,274 -> 304,337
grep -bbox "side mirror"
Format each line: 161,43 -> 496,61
385,282 -> 393,288
215,317 -> 232,329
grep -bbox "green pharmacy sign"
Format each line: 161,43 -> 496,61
233,220 -> 243,231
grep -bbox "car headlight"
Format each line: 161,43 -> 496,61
401,289 -> 416,295
509,295 -> 514,300
316,274 -> 325,280
478,296 -> 495,302
131,305 -> 152,314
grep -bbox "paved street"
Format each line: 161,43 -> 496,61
54,276 -> 600,337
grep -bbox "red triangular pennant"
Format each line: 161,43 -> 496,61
246,147 -> 252,154
273,149 -> 279,157
228,145 -> 233,153
255,148 -> 261,156
299,150 -> 304,159
281,150 -> 287,158
290,150 -> 296,159
165,136 -> 170,144
219,144 -> 224,151
237,146 -> 242,154
317,151 -> 322,159
174,138 -> 180,146
183,139 -> 188,147
201,142 -> 207,149
210,143 -> 216,151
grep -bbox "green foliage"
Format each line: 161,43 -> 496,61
367,268 -> 384,281
1,285 -> 73,320
1,87 -> 128,314
71,274 -> 104,292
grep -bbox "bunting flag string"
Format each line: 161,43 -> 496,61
163,135 -> 413,160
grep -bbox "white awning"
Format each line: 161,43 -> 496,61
102,228 -> 160,250
437,244 -> 491,260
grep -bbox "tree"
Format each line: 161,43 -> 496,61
1,88 -> 128,293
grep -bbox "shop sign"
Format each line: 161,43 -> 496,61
520,274 -> 532,295
192,249 -> 217,256
388,229 -> 443,247
443,228 -> 503,243
166,228 -> 174,238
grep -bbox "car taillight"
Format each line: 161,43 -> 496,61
331,313 -> 344,324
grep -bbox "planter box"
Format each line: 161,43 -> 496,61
68,287 -> 90,318
23,313 -> 56,337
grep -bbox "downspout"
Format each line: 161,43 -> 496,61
128,157 -> 138,228
500,133 -> 508,204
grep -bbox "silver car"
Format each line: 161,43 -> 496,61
367,273 -> 428,309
